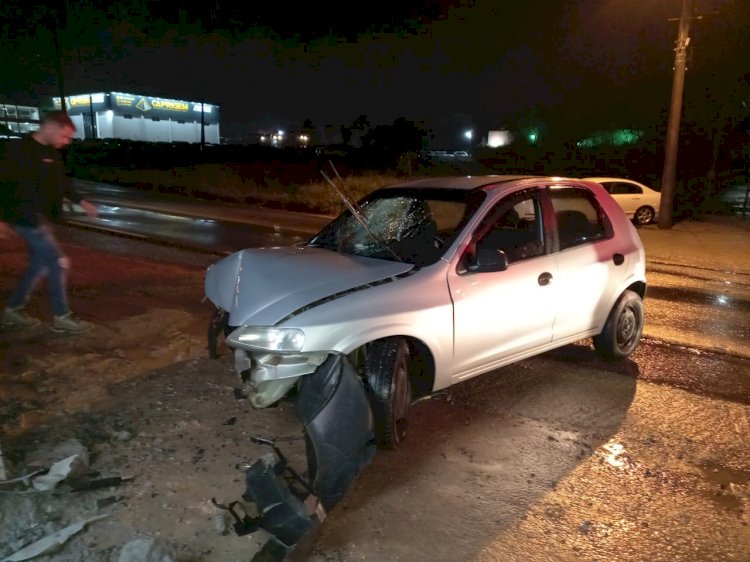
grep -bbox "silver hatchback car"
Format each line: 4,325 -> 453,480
205,175 -> 647,550
206,175 -> 646,445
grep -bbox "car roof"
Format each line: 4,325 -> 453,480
583,177 -> 641,183
383,174 -> 545,191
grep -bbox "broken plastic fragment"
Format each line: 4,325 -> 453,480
31,453 -> 89,491
2,515 -> 107,561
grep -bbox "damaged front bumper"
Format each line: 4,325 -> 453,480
208,307 -> 332,409
232,347 -> 329,409
213,351 -> 376,561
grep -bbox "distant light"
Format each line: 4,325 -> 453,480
260,135 -> 266,142
487,130 -> 511,148
529,132 -> 538,143
277,130 -> 285,136
464,129 -> 473,141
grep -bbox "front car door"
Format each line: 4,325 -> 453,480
448,187 -> 557,381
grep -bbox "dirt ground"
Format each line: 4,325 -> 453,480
0,234 -> 290,561
2,234 -> 749,562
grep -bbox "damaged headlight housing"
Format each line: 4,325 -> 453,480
227,326 -> 305,352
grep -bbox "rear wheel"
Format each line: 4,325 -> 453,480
593,290 -> 644,360
363,338 -> 412,449
633,206 -> 655,225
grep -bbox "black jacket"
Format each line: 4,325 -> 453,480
0,136 -> 83,227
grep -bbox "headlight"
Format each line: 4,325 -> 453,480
227,326 -> 305,352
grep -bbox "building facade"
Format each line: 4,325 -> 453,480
53,92 -> 220,144
0,103 -> 40,138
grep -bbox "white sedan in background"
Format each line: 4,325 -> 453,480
584,177 -> 661,225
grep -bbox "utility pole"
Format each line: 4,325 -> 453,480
200,99 -> 206,150
658,0 -> 695,229
51,25 -> 66,112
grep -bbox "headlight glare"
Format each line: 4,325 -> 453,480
227,327 -> 305,352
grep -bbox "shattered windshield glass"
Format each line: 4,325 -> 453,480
309,187 -> 486,266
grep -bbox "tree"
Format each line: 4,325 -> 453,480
340,124 -> 352,146
351,114 -> 371,133
360,117 -> 429,168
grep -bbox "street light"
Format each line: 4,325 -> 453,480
464,129 -> 473,141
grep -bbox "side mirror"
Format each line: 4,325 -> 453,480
467,248 -> 509,273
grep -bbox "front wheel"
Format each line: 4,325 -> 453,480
593,290 -> 644,360
633,206 -> 655,225
363,338 -> 412,449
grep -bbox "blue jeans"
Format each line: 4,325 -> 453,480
7,223 -> 71,316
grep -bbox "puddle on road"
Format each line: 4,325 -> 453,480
700,460 -> 750,487
700,460 -> 750,514
646,285 -> 750,313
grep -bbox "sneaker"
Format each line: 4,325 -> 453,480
52,313 -> 93,334
1,307 -> 42,329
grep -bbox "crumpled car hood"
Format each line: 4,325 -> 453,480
205,246 -> 415,326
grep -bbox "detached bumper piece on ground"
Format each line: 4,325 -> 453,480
215,354 -> 376,561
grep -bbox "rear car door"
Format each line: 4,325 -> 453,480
548,185 -> 628,340
603,181 -> 643,217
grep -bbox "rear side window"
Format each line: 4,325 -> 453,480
550,187 -> 612,250
607,181 -> 642,195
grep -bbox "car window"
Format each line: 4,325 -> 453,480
550,187 -> 612,250
610,182 -> 642,195
473,191 -> 545,263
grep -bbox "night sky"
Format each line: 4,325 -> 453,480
2,0 -> 748,146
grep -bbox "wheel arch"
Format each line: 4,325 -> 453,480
402,336 -> 436,400
349,335 -> 436,400
627,280 -> 646,300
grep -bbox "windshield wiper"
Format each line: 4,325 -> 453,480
320,162 -> 403,262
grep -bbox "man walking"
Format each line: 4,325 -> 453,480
0,110 -> 97,333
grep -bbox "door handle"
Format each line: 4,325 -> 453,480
538,272 -> 553,286
613,253 -> 625,266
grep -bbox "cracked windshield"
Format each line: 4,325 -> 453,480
309,188 -> 483,265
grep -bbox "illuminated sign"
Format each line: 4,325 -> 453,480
151,99 -> 188,111
68,95 -> 92,107
53,94 -> 108,112
52,92 -> 219,123
115,94 -> 135,108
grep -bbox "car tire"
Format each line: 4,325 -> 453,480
633,206 -> 655,225
593,290 -> 644,360
363,338 -> 412,450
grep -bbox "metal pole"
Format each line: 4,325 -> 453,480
89,93 -> 96,139
658,0 -> 693,229
51,2 -> 67,114
200,99 -> 206,149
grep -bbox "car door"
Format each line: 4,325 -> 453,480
548,185 -> 627,339
447,188 -> 557,380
